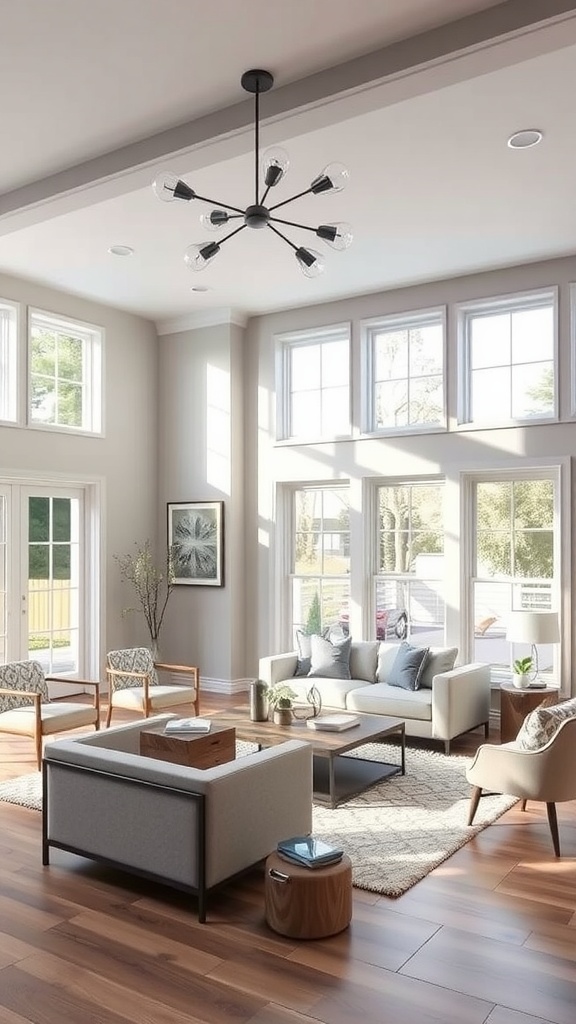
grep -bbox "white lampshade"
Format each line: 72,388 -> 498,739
506,611 -> 560,644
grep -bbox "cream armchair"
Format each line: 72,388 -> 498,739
105,647 -> 199,726
466,717 -> 576,856
0,659 -> 100,769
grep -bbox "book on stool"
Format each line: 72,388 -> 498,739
277,836 -> 343,869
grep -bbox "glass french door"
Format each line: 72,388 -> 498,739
1,482 -> 88,676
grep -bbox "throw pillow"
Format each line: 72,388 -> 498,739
293,628 -> 329,676
387,642 -> 430,691
307,633 -> 352,680
419,647 -> 458,688
516,696 -> 576,750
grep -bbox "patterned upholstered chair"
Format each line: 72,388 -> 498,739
0,660 -> 100,769
105,647 -> 199,727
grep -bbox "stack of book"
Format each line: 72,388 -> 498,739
306,714 -> 360,732
277,836 -> 344,869
164,717 -> 211,734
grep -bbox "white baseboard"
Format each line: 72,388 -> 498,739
200,676 -> 252,695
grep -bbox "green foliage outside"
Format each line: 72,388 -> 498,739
28,496 -> 72,579
305,592 -> 322,634
476,480 -> 553,578
29,635 -> 69,651
30,327 -> 84,427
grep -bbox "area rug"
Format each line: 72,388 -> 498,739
0,743 -> 517,898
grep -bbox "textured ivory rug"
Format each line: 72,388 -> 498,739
0,742 -> 517,898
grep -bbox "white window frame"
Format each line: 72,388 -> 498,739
0,298 -> 20,425
275,322 -> 351,443
456,287 -> 558,428
361,306 -> 447,436
28,307 -> 104,436
461,462 -> 568,691
569,283 -> 576,418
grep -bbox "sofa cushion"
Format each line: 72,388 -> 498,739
349,641 -> 379,683
419,647 -> 459,688
294,629 -> 329,676
346,683 -> 432,721
515,696 -> 576,750
387,642 -> 429,691
291,676 -> 357,710
308,634 -> 352,680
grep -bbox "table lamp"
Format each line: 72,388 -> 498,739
506,610 -> 560,680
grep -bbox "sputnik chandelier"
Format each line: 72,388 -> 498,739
152,69 -> 352,278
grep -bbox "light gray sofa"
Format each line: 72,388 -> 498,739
259,641 -> 490,754
42,714 -> 312,921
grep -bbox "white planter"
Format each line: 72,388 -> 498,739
512,673 -> 530,689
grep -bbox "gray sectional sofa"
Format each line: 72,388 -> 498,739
42,714 -> 312,921
259,641 -> 490,753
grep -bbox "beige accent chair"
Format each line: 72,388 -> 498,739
0,659 -> 100,769
466,716 -> 576,856
105,647 -> 199,726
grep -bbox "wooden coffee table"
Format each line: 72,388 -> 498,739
210,708 -> 405,808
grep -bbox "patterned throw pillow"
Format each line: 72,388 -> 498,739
307,633 -> 352,680
515,696 -> 576,750
387,642 -> 430,691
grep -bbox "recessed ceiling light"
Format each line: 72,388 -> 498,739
191,286 -> 211,292
507,129 -> 543,149
107,244 -> 134,257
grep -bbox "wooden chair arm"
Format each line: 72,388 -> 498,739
106,668 -> 149,681
46,676 -> 100,690
0,686 -> 42,703
154,662 -> 199,679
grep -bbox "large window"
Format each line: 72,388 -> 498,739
277,324 -> 350,441
0,299 -> 18,423
458,289 -> 556,425
28,308 -> 103,434
375,482 -> 445,645
290,485 -> 350,639
363,309 -> 445,432
471,473 -> 560,677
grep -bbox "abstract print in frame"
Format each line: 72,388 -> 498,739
167,501 -> 224,586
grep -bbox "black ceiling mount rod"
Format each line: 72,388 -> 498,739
152,68 -> 352,276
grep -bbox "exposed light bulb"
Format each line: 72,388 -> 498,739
184,241 -> 220,271
262,147 -> 289,188
152,172 -> 195,202
316,222 -> 353,251
295,247 -> 325,278
200,209 -> 230,231
310,162 -> 350,195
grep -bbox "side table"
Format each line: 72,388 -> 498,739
139,723 -> 236,769
499,683 -> 559,744
265,851 -> 352,939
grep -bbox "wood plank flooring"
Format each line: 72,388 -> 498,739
1,695 -> 575,1024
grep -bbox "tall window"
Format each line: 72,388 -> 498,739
291,486 -> 350,638
0,299 -> 18,423
375,482 -> 445,645
459,289 -> 556,425
277,324 -> 350,441
28,308 -> 103,434
363,309 -> 445,432
471,474 -> 559,676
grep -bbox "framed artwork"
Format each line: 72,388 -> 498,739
167,500 -> 224,586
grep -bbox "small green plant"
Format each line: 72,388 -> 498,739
266,683 -> 297,709
513,656 -> 533,676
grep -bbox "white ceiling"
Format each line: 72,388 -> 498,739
1,0 -> 576,329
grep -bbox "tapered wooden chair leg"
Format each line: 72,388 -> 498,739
468,786 -> 482,825
546,802 -> 560,857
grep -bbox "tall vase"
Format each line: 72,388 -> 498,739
150,638 -> 160,662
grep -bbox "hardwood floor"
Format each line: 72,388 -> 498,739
1,696 -> 576,1024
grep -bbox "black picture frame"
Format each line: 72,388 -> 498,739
167,500 -> 224,586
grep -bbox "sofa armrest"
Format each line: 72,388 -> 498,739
259,653 -> 298,686
431,662 -> 490,742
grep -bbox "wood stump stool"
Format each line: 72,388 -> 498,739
265,851 -> 352,939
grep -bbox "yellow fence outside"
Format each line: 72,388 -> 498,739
28,579 -> 71,633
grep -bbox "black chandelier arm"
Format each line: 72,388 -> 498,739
268,186 -> 315,213
267,223 -> 300,253
269,215 -> 318,234
254,87 -> 260,206
193,194 -> 245,215
217,223 -> 249,247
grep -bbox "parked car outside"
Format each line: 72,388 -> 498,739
338,606 -> 409,641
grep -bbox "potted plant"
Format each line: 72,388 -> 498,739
116,541 -> 175,659
512,656 -> 533,689
266,683 -> 297,726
